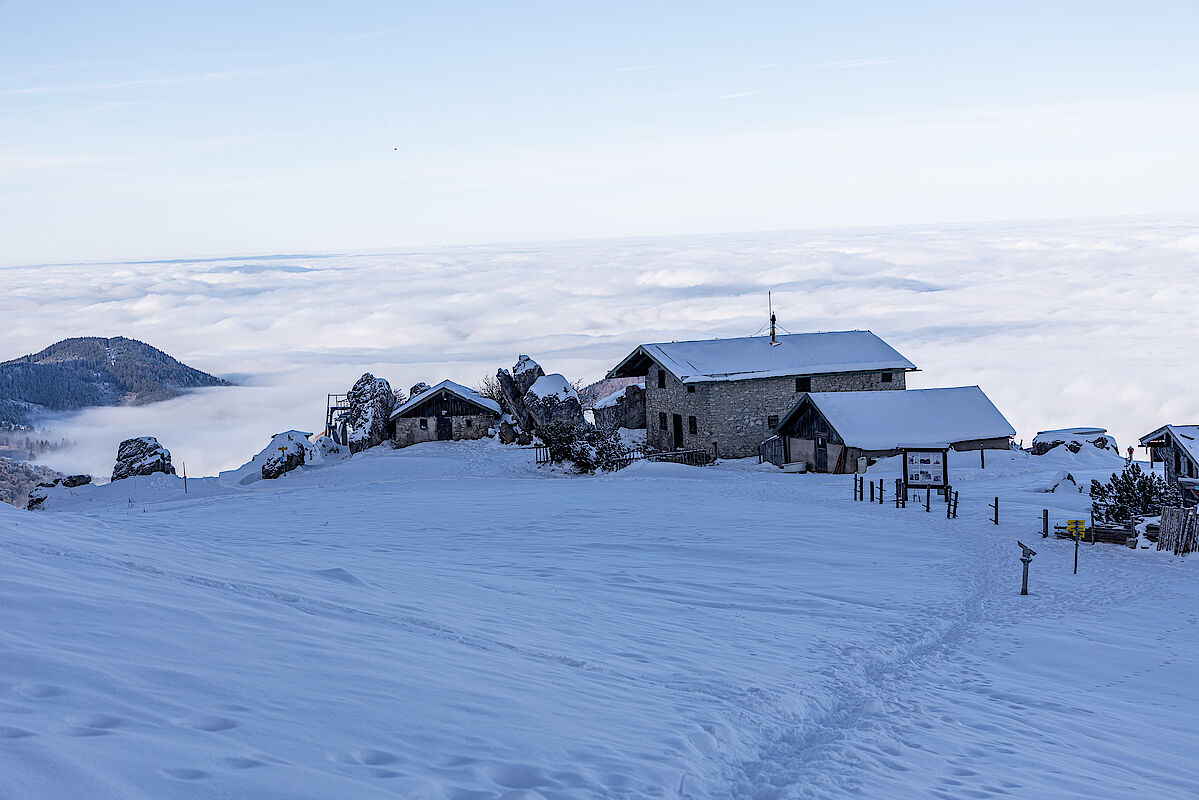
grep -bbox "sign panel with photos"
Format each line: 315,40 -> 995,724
903,448 -> 949,489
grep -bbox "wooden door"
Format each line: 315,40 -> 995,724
815,435 -> 828,472
436,414 -> 453,441
672,414 -> 683,450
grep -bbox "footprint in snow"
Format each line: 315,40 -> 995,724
162,768 -> 209,781
65,713 -> 125,736
313,567 -> 365,585
176,714 -> 238,732
0,726 -> 34,739
13,684 -> 66,699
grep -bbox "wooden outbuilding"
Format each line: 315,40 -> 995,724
1139,425 -> 1199,506
389,380 -> 501,448
761,386 -> 1014,473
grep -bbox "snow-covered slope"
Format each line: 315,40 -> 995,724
2,442 -> 1197,799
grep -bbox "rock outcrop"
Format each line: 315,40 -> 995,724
346,373 -> 397,453
494,356 -> 585,436
1031,428 -> 1119,456
111,436 -> 175,482
525,374 -> 585,428
261,431 -> 311,479
25,474 -> 92,510
593,382 -> 646,431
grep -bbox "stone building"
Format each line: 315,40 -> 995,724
389,380 -> 501,448
1138,425 -> 1199,506
764,386 -> 1015,473
606,331 -> 916,459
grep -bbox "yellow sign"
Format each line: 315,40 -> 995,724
1067,520 -> 1086,535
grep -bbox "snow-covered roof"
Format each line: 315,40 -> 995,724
1139,425 -> 1199,464
781,386 -> 1015,451
594,381 -> 643,410
389,380 -> 501,419
607,331 -> 916,384
528,374 -> 578,402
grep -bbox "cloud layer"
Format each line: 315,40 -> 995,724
3,216 -> 1196,478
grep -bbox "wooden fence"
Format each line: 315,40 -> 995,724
1158,507 -> 1199,556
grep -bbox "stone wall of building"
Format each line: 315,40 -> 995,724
393,415 -> 496,448
643,366 -> 906,459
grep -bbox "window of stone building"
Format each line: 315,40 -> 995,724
659,411 -> 667,429
465,418 -> 472,427
767,415 -> 779,429
687,386 -> 695,393
1176,450 -> 1182,475
658,370 -> 666,389
420,418 -> 428,430
796,377 -> 811,392
688,416 -> 697,435
881,372 -> 893,383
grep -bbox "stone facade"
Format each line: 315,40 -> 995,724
644,366 -> 906,459
393,414 -> 496,448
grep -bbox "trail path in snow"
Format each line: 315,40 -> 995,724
2,442 -> 1198,799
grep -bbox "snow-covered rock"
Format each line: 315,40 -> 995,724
220,431 -> 349,485
512,354 -> 545,395
526,374 -> 585,428
1031,427 -> 1119,456
593,382 -> 645,431
345,373 -> 397,453
1044,470 -> 1081,493
25,474 -> 93,510
409,381 -> 431,397
111,436 -> 175,482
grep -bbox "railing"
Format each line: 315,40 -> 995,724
644,449 -> 713,467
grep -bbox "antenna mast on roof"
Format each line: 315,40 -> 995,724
769,292 -> 780,346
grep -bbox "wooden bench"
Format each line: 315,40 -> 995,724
1053,524 -> 1136,546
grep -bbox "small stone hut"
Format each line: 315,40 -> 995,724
606,331 -> 916,458
764,386 -> 1015,473
389,380 -> 501,448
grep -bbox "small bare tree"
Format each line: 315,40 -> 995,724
475,373 -> 504,404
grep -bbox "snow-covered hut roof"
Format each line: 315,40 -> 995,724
389,380 -> 501,419
1139,424 -> 1199,464
779,386 -> 1015,451
606,331 -> 916,384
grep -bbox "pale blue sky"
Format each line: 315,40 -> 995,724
2,1 -> 1197,263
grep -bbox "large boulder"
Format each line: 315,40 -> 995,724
346,373 -> 397,453
111,437 -> 175,482
593,382 -> 646,431
409,381 -> 431,398
525,374 -> 585,428
25,474 -> 92,510
1031,428 -> 1118,456
496,368 -> 533,430
260,431 -> 311,480
512,355 -> 545,395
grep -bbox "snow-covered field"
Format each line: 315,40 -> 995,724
4,441 -> 1196,799
3,214 -> 1198,480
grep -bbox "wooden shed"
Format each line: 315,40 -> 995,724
762,386 -> 1015,473
389,380 -> 502,448
1139,425 -> 1199,506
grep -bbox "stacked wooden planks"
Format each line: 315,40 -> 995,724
1157,507 -> 1198,556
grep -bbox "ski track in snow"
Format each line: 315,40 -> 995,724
2,441 -> 1198,798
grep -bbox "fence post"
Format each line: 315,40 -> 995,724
992,497 -> 999,525
869,480 -> 875,503
1042,508 -> 1049,538
925,487 -> 931,512
878,479 -> 885,505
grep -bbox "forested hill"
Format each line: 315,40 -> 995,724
0,337 -> 230,424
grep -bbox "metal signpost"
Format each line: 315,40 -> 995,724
1017,541 -> 1037,595
1067,519 -> 1086,574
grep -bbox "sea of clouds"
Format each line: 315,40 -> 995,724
3,214 -> 1196,480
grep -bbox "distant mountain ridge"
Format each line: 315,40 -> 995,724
0,336 -> 230,424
